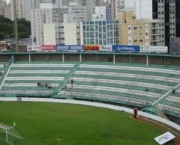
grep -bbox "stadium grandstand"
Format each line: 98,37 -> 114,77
0,52 -> 180,124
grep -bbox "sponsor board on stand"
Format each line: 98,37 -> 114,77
19,45 -> 27,52
99,45 -> 112,52
41,45 -> 57,52
140,45 -> 168,53
57,45 -> 83,52
113,45 -> 140,52
27,45 -> 41,52
84,45 -> 100,51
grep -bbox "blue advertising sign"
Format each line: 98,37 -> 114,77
57,45 -> 83,52
112,45 -> 140,53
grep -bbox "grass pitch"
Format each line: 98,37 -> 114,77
0,102 -> 174,145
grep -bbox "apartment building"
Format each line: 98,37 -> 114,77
63,2 -> 88,23
119,10 -> 161,46
80,20 -> 119,45
153,0 -> 180,49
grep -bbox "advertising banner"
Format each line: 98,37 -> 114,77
41,45 -> 56,52
84,45 -> 99,51
19,45 -> 27,52
140,45 -> 168,53
112,45 -> 140,52
27,45 -> 41,52
57,45 -> 83,52
154,132 -> 175,145
99,45 -> 112,52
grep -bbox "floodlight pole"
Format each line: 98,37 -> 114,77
14,0 -> 19,52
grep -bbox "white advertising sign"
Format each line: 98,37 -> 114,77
99,45 -> 112,52
27,45 -> 41,52
140,45 -> 168,53
154,132 -> 175,145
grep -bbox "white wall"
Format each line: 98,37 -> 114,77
43,23 -> 56,45
64,23 -> 78,45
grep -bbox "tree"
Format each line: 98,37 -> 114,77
0,32 -> 6,40
0,16 -> 31,40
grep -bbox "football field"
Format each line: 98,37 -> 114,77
0,102 -> 175,145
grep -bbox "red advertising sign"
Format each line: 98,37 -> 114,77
84,45 -> 99,51
41,45 -> 57,51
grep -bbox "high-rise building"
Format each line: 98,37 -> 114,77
111,0 -> 152,20
31,3 -> 55,45
153,0 -> 180,49
63,2 -> 88,23
75,0 -> 104,20
0,0 -> 11,19
106,4 -> 112,21
80,20 -> 119,45
0,0 -> 6,16
111,0 -> 125,20
10,0 -> 27,20
118,10 -> 161,46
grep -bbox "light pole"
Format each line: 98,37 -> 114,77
14,0 -> 19,52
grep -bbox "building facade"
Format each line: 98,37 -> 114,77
0,0 -> 6,16
55,22 -> 81,45
10,0 -> 27,20
80,20 -> 119,45
119,10 -> 161,46
63,3 -> 88,23
106,4 -> 112,21
170,37 -> 180,54
92,6 -> 106,21
152,0 -> 180,49
31,3 -> 54,45
0,1 -> 11,20
75,0 -> 104,20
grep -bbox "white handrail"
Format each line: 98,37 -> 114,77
0,62 -> 13,91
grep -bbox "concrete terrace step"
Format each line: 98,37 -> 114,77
3,83 -> 59,87
66,92 -> 152,104
69,84 -> 161,98
72,77 -> 172,90
80,64 -> 180,75
0,89 -> 53,95
78,67 -> 180,78
12,64 -> 74,68
9,70 -> 69,74
74,71 -> 180,83
6,77 -> 64,81
68,88 -> 155,101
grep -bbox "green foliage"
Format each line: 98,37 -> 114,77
0,32 -> 6,40
0,16 -> 31,40
0,102 -> 173,145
